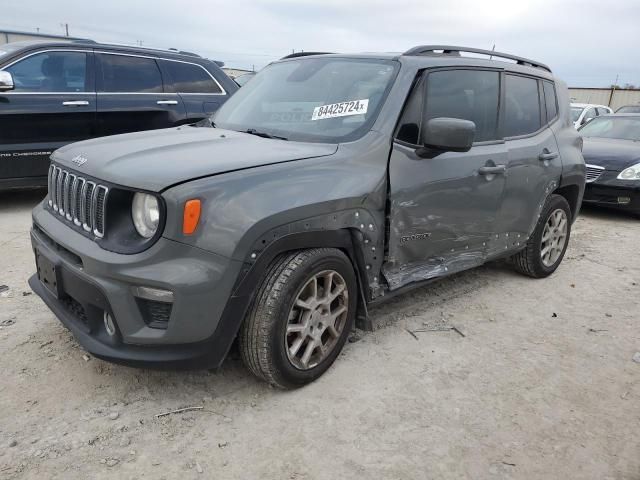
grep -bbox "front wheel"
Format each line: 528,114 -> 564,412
511,194 -> 572,278
239,248 -> 357,389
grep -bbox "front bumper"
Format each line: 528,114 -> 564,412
583,170 -> 640,214
29,201 -> 245,368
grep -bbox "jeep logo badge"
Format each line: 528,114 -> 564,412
71,154 -> 88,167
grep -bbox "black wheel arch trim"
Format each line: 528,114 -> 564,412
210,228 -> 374,369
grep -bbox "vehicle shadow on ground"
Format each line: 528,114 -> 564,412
0,188 -> 47,213
83,261 -> 512,396
578,204 -> 638,223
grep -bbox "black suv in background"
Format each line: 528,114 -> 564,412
0,40 -> 238,189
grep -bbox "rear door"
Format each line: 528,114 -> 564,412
159,59 -> 227,118
0,49 -> 95,181
496,75 -> 562,238
384,68 -> 508,289
95,52 -> 187,137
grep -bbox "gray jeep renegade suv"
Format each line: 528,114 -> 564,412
30,46 -> 585,388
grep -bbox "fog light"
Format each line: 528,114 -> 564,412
132,286 -> 174,303
617,196 -> 631,205
104,312 -> 116,336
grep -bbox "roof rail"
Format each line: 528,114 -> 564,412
280,51 -> 334,60
403,45 -> 551,73
74,41 -> 202,58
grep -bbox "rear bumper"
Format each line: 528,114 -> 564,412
29,201 -> 247,368
583,172 -> 640,214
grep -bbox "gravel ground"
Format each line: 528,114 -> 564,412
0,189 -> 638,480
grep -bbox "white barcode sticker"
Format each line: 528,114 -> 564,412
311,99 -> 369,121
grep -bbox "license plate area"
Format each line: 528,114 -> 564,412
35,249 -> 62,298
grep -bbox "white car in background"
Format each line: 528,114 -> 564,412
571,103 -> 612,129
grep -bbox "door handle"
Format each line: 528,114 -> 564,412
157,100 -> 178,105
62,100 -> 89,106
478,165 -> 506,175
539,151 -> 559,161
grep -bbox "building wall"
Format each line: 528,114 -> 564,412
0,30 -> 84,46
569,88 -> 640,111
222,67 -> 254,79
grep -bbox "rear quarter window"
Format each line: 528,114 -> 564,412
542,81 -> 558,123
163,60 -> 222,94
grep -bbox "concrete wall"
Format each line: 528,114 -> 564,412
569,88 -> 640,111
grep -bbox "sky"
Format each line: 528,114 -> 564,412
1,0 -> 639,87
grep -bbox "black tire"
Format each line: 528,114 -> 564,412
239,248 -> 357,389
511,194 -> 572,278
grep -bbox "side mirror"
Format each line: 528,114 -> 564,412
582,116 -> 594,125
419,117 -> 476,155
0,71 -> 14,91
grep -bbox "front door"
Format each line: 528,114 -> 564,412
384,68 -> 507,290
95,52 -> 186,137
0,49 -> 96,181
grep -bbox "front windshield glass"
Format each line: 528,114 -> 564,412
570,107 -> 583,122
579,116 -> 640,141
213,57 -> 399,143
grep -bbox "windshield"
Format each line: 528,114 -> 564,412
570,107 -> 584,122
616,105 -> 640,113
212,57 -> 399,143
579,116 -> 640,141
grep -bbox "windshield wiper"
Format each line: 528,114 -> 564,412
243,129 -> 288,141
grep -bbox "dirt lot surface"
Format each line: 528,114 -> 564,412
0,189 -> 638,480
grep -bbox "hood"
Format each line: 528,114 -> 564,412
51,126 -> 338,191
581,137 -> 640,171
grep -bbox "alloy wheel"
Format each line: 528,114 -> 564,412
540,208 -> 568,267
285,270 -> 349,370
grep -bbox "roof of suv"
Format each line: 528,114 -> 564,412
0,40 -> 217,65
275,45 -> 555,80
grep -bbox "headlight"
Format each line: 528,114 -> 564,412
617,163 -> 640,180
131,193 -> 160,238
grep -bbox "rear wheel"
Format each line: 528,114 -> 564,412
239,248 -> 357,389
512,194 -> 572,278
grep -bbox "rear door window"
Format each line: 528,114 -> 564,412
423,69 -> 500,142
5,51 -> 88,92
503,75 -> 541,137
98,54 -> 163,93
162,60 -> 222,94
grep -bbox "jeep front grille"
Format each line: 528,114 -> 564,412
47,165 -> 109,238
585,164 -> 605,183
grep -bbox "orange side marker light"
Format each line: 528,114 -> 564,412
183,199 -> 201,235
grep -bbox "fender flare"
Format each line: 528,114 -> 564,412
205,228 -> 373,369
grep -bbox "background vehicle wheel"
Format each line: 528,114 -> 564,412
511,194 -> 572,278
239,248 -> 357,389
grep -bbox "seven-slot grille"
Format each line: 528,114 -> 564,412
585,164 -> 605,183
47,165 -> 109,238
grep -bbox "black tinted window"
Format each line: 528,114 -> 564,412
99,54 -> 163,93
542,81 -> 557,123
395,77 -> 424,144
6,51 -> 88,92
424,69 -> 500,142
164,61 -> 221,93
504,75 -> 541,137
